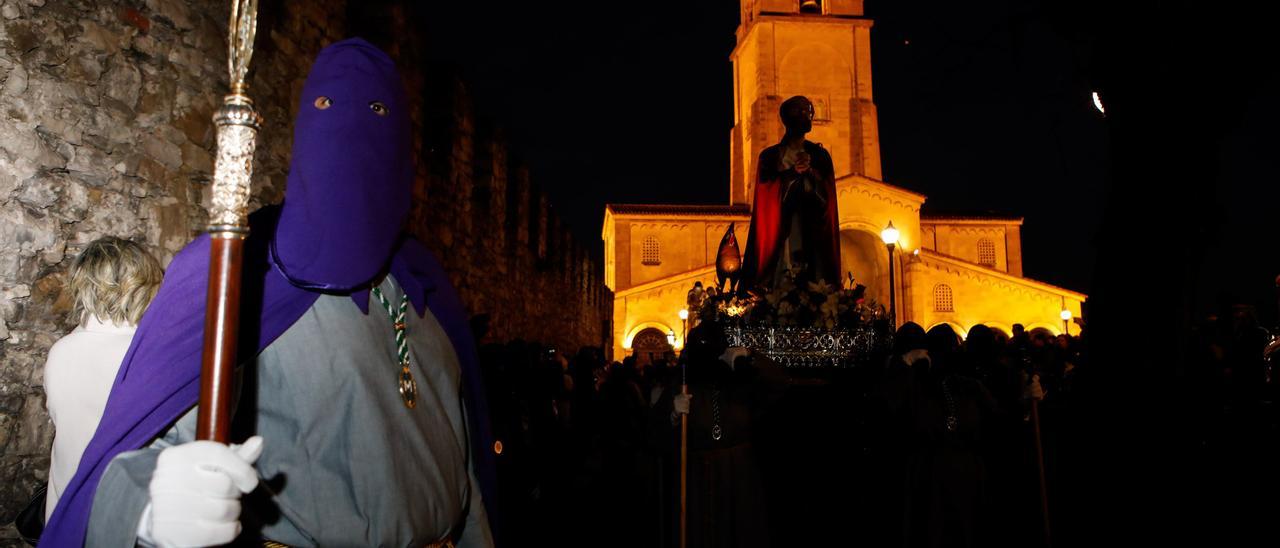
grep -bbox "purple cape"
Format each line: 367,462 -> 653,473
40,209 -> 497,547
40,38 -> 497,546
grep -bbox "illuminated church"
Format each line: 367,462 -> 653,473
601,0 -> 1085,360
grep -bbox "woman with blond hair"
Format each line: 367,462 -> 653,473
43,237 -> 162,521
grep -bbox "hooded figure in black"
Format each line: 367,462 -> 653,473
880,324 -> 1003,548
657,322 -> 789,548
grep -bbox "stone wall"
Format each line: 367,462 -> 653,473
412,74 -> 612,353
0,0 -> 608,539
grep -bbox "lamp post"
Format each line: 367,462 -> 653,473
678,309 -> 689,351
676,322 -> 689,548
1060,309 -> 1073,336
881,221 -> 900,327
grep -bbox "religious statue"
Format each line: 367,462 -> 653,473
739,95 -> 842,293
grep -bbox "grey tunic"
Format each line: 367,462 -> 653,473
88,276 -> 493,547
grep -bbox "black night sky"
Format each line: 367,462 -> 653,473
420,0 -> 1280,321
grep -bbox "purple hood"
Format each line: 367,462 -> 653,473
273,38 -> 414,291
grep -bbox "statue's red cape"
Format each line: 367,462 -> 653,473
740,140 -> 842,290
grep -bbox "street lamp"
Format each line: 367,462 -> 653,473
678,309 -> 689,351
1060,309 -> 1073,336
881,221 -> 900,326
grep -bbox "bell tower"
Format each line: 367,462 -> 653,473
729,0 -> 882,206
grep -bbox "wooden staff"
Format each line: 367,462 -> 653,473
1030,394 -> 1052,547
197,0 -> 261,442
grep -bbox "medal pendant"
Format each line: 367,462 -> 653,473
399,363 -> 418,409
945,416 -> 958,432
711,425 -> 723,441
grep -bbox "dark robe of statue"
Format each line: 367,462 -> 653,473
740,96 -> 842,293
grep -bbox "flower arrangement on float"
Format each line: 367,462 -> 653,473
695,264 -> 892,368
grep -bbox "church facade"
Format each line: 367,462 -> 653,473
601,0 -> 1085,360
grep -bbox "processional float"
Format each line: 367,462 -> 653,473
704,223 -> 892,369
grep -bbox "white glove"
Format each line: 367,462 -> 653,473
719,346 -> 750,369
671,392 -> 693,425
673,393 -> 692,415
1022,373 -> 1045,401
902,349 -> 930,367
139,436 -> 264,547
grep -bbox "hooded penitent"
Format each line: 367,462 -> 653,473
272,41 -> 413,291
41,39 -> 495,547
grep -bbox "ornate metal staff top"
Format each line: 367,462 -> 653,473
208,0 -> 261,233
227,0 -> 257,95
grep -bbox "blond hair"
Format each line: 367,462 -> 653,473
69,237 -> 164,326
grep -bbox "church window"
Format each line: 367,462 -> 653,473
812,96 -> 831,122
642,236 -> 661,265
934,284 -> 954,312
977,239 -> 996,267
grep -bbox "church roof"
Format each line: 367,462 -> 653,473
920,207 -> 1024,223
606,203 -> 752,216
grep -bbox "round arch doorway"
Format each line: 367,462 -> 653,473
840,229 -> 890,305
631,327 -> 674,366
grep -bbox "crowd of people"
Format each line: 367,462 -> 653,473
473,317 -> 1103,547
27,231 -> 1280,548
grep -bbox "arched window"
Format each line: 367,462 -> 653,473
642,236 -> 661,265
977,238 -> 996,267
934,284 -> 954,312
812,95 -> 831,122
800,0 -> 822,14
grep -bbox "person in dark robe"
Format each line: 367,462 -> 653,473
867,322 -> 930,547
873,324 -> 1042,548
659,322 -> 790,548
904,324 -> 995,548
740,96 -> 842,294
964,324 -> 1034,548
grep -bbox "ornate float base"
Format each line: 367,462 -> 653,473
726,325 -> 890,368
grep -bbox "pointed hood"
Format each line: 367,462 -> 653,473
271,38 -> 413,291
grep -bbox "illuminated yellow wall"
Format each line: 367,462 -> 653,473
603,208 -> 616,290
904,250 -> 1084,337
603,208 -> 748,359
921,219 -> 1024,276
612,266 -> 720,359
603,209 -> 750,292
836,175 -> 924,251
